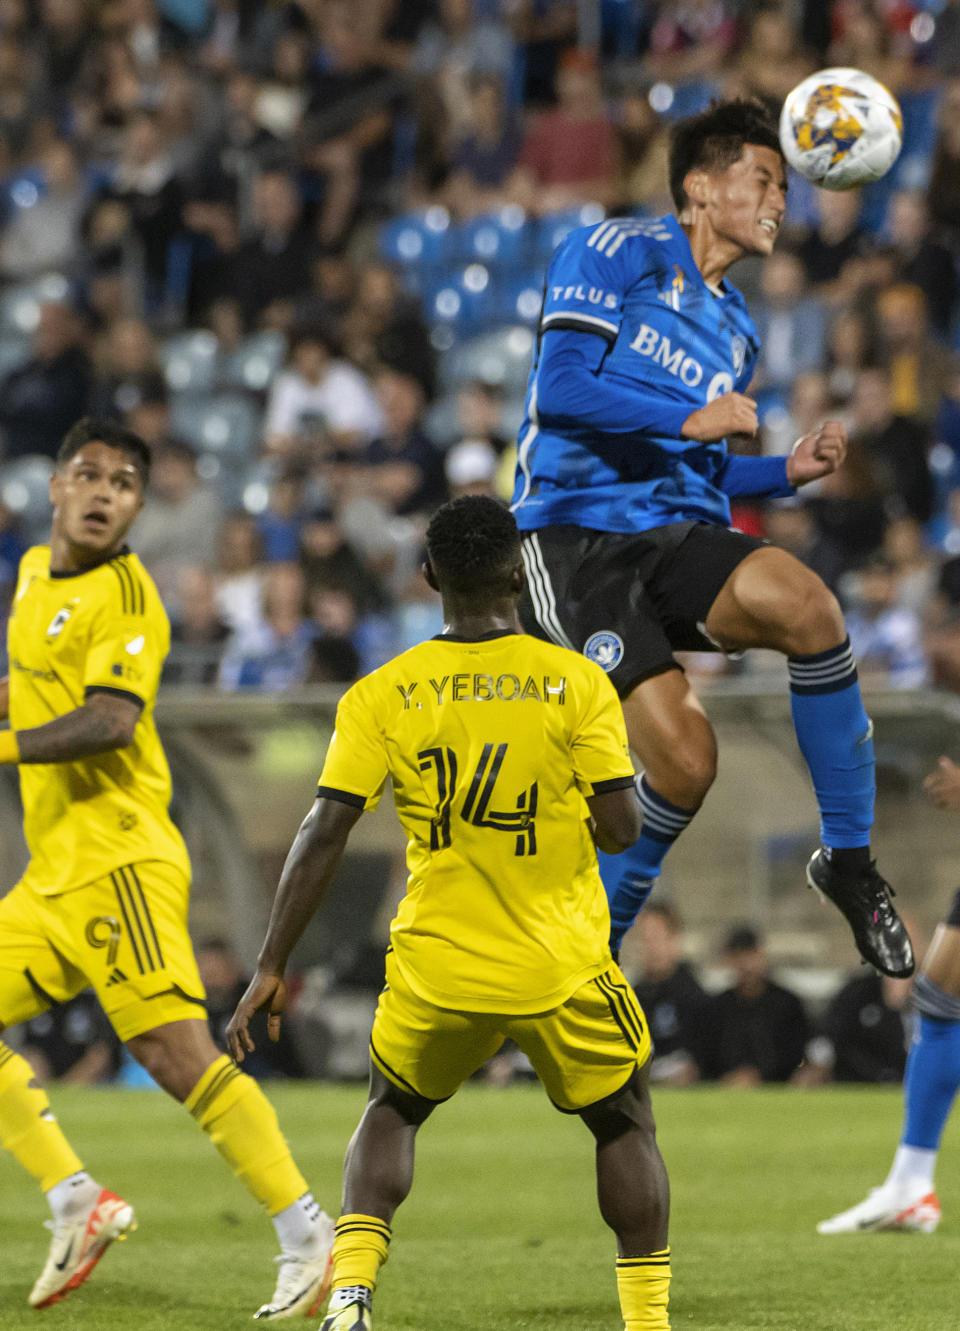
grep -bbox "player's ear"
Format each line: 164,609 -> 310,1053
422,559 -> 439,593
510,561 -> 524,596
683,170 -> 711,210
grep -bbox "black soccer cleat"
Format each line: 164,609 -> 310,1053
806,849 -> 915,978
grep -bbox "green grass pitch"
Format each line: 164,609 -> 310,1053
2,1082 -> 958,1330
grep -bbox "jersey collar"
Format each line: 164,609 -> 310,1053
49,545 -> 133,579
431,629 -> 518,643
665,214 -> 735,299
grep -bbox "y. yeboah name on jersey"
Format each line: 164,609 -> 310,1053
512,214 -> 795,534
395,672 -> 568,707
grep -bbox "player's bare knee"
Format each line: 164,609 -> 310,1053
782,581 -> 845,656
580,1068 -> 656,1146
369,1066 -> 436,1127
660,739 -> 716,806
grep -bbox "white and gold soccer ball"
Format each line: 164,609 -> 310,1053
778,67 -> 903,190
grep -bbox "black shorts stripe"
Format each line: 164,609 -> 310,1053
129,865 -> 165,968
595,972 -> 644,1050
109,563 -> 129,614
118,866 -> 157,971
594,975 -> 638,1053
604,973 -> 647,1047
112,872 -> 145,974
0,1043 -> 15,1069
368,1036 -> 424,1098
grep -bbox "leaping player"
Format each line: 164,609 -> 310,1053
511,98 -> 914,978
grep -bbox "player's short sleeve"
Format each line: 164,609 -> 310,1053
83,582 -> 165,710
317,683 -> 388,811
569,662 -> 635,796
540,223 -> 640,344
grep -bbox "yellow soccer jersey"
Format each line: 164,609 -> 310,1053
317,630 -> 635,1014
7,545 -> 189,895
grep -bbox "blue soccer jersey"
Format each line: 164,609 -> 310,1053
511,213 -> 792,533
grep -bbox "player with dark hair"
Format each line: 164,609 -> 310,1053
0,418 -> 334,1316
228,494 -> 673,1331
511,98 -> 913,978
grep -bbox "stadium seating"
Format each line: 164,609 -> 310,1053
0,453 -> 55,543
159,330 -> 221,396
0,273 -> 71,336
170,391 -> 263,462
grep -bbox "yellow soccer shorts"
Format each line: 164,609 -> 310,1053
370,950 -> 651,1112
0,861 -> 206,1042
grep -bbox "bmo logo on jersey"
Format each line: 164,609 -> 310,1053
630,324 -> 734,400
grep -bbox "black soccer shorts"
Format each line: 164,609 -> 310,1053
518,520 -> 767,698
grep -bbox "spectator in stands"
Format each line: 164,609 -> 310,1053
849,365 -> 934,525
828,3 -> 910,93
411,0 -> 515,139
256,463 -> 310,563
293,250 -> 357,337
107,108 -> 183,312
253,29 -> 310,141
133,437 -> 223,607
612,82 -> 672,215
0,139 -> 87,280
630,901 -> 710,1087
505,0 -> 578,108
752,249 -> 827,395
361,365 -> 446,517
825,308 -> 873,404
797,188 -> 871,295
887,191 -> 958,338
305,0 -> 403,247
215,511 -> 265,637
733,7 -> 813,113
123,382 -> 172,448
444,437 -> 500,498
801,435 -> 888,593
196,67 -> 279,223
197,938 -> 304,1079
0,300 -> 91,460
803,967 -> 913,1085
340,263 -> 435,399
703,926 -> 809,1086
883,515 -> 939,615
232,169 -> 313,330
264,324 -> 383,456
444,74 -> 521,219
927,78 -> 960,242
509,48 -> 617,214
89,316 -> 167,421
644,0 -> 738,83
164,564 -> 231,688
299,504 -> 390,618
21,992 -> 121,1086
305,583 -> 386,682
844,556 -> 929,689
875,284 -> 956,425
219,559 -> 312,691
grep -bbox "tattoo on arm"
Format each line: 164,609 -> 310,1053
16,693 -> 142,763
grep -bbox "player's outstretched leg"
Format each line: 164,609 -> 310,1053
819,910 -> 960,1234
706,546 -> 913,978
320,1067 -> 436,1331
126,1020 -> 334,1320
581,1067 -> 671,1330
0,1039 -> 136,1308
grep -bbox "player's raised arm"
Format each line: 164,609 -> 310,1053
227,796 -> 363,1061
0,689 -> 141,765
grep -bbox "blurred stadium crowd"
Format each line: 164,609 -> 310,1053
1,0 -> 960,691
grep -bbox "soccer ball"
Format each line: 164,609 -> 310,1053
778,67 -> 903,190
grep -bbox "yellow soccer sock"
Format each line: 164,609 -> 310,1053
616,1249 -> 671,1330
186,1055 -> 308,1216
0,1042 -> 83,1191
330,1214 -> 391,1292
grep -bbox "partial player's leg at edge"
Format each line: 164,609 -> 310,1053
818,897 -> 960,1234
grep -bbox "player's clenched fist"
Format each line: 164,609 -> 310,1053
785,420 -> 847,486
681,392 -> 758,442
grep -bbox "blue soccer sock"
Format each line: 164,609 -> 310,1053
599,775 -> 697,951
901,1014 -> 960,1152
787,638 -> 875,850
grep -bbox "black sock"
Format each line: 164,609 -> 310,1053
825,845 -> 871,875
